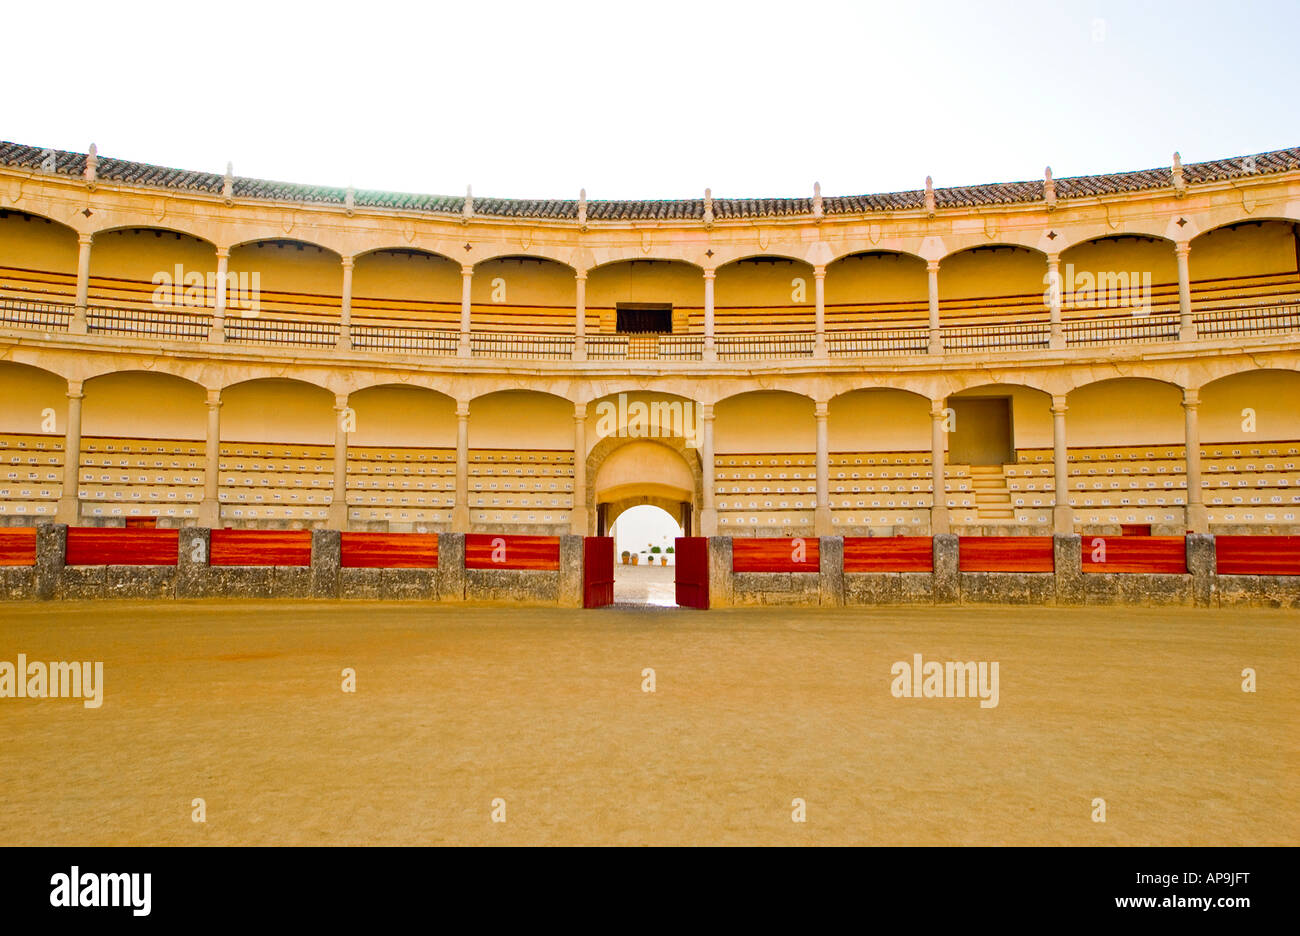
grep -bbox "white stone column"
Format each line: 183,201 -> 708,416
573,271 -> 588,362
56,379 -> 84,523
1047,252 -> 1064,350
459,264 -> 473,358
703,269 -> 717,362
338,256 -> 354,350
930,398 -> 949,534
1183,388 -> 1207,533
329,393 -> 350,530
1051,394 -> 1072,534
201,388 -> 222,526
1176,241 -> 1195,341
571,402 -> 588,534
700,403 -> 716,534
814,400 -> 831,535
813,265 -> 827,359
926,259 -> 942,354
452,401 -> 470,531
211,248 -> 229,342
70,234 -> 93,334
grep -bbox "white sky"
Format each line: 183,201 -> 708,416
3,0 -> 1295,201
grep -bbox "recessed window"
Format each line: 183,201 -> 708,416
616,303 -> 672,334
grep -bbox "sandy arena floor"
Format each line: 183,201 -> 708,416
0,600 -> 1296,845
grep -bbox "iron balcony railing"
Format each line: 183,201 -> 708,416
1063,312 -> 1181,347
87,306 -> 211,340
0,297 -> 73,331
1,296 -> 1295,361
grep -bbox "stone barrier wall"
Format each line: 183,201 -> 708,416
711,535 -> 1299,608
1,526 -> 1297,608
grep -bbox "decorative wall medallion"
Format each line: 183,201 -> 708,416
868,223 -> 881,245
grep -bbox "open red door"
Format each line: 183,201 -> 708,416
673,536 -> 709,609
583,536 -> 615,608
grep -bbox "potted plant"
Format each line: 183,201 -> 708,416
630,553 -> 638,565
651,545 -> 665,566
621,550 -> 630,565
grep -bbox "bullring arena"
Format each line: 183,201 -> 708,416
0,141 -> 1296,845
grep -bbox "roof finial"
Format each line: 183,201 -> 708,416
924,175 -> 935,217
1171,151 -> 1186,197
463,184 -> 474,222
84,143 -> 98,187
1044,166 -> 1056,210
812,181 -> 824,221
578,188 -> 587,229
222,161 -> 234,204
703,187 -> 714,229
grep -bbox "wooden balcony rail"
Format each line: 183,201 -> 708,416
0,297 -> 72,331
1063,312 -> 1181,347
87,306 -> 211,340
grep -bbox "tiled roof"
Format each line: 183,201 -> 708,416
2,140 -> 1297,222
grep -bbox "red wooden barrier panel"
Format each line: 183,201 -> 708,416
674,536 -> 709,609
843,536 -> 934,572
958,536 -> 1054,573
583,536 -> 614,607
732,536 -> 821,572
0,527 -> 37,567
340,532 -> 438,569
65,527 -> 179,566
464,534 -> 560,571
1216,535 -> 1300,576
1081,535 -> 1186,574
210,529 -> 312,567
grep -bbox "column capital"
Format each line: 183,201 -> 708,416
813,265 -> 826,278
1046,251 -> 1060,266
1175,240 -> 1191,256
702,269 -> 716,280
574,401 -> 588,420
1182,387 -> 1200,407
930,398 -> 947,418
77,232 -> 94,247
698,402 -> 714,420
926,259 -> 940,273
574,270 -> 588,282
66,379 -> 84,398
461,264 -> 474,277
456,401 -> 471,418
1051,394 -> 1068,414
814,400 -> 829,418
206,388 -> 222,407
334,392 -> 350,410
341,255 -> 355,270
214,247 -> 231,260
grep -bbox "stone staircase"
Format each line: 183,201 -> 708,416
970,465 -> 1014,521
